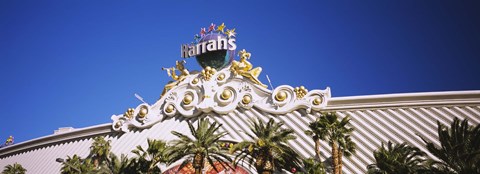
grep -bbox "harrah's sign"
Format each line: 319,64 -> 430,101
181,36 -> 236,58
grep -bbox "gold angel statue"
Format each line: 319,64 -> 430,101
163,60 -> 190,81
230,49 -> 267,88
161,60 -> 190,97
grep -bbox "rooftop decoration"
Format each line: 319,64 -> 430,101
111,23 -> 330,132
0,136 -> 14,148
182,23 -> 237,70
5,136 -> 13,145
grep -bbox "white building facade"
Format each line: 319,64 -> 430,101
1,66 -> 479,173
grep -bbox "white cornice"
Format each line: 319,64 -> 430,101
0,123 -> 112,158
2,90 -> 479,158
326,90 -> 480,110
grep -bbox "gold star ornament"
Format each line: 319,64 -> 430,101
216,23 -> 226,33
226,28 -> 236,38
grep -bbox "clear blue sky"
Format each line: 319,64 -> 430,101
1,1 -> 479,143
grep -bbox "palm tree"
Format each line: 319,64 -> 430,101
60,155 -> 82,174
95,153 -> 136,174
313,112 -> 354,174
2,163 -> 26,174
60,155 -> 95,174
337,135 -> 356,174
368,141 -> 427,174
230,117 -> 302,174
305,119 -> 327,161
168,117 -> 233,174
89,136 -> 112,168
419,117 -> 480,173
297,158 -> 326,174
131,139 -> 169,173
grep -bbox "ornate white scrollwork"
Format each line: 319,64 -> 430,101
111,66 -> 331,132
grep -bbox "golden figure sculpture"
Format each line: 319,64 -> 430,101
163,60 -> 190,81
161,60 -> 190,97
230,49 -> 267,88
5,136 -> 14,145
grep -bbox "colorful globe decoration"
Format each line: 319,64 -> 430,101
196,33 -> 234,70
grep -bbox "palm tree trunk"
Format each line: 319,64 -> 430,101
261,159 -> 274,174
94,158 -> 99,168
332,141 -> 339,174
315,138 -> 322,161
255,154 -> 274,174
338,150 -> 343,174
194,153 -> 204,174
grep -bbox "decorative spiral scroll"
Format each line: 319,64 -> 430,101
215,71 -> 230,85
272,85 -> 296,107
112,67 -> 330,132
111,103 -> 162,132
216,86 -> 237,106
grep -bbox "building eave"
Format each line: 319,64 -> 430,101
326,90 -> 480,111
3,90 -> 480,158
0,123 -> 112,158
